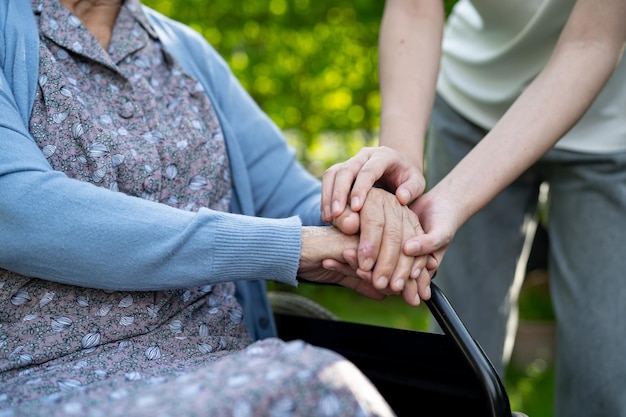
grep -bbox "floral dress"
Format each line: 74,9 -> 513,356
0,1 -> 394,416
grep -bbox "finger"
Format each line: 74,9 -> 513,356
330,168 -> 360,217
355,268 -> 373,283
355,268 -> 397,297
328,148 -> 376,216
342,248 -> 359,270
358,272 -> 397,296
426,254 -> 439,272
403,232 -> 451,257
416,268 -> 432,301
357,196 -> 386,273
408,254 -> 427,279
395,178 -> 424,206
389,231 -> 424,297
349,159 -> 387,212
370,206 -> 403,290
320,167 -> 338,222
341,275 -> 387,300
375,202 -> 419,292
321,259 -> 359,278
388,242 -> 416,293
401,278 -> 420,307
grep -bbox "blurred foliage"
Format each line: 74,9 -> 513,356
506,359 -> 554,417
143,0 -> 457,175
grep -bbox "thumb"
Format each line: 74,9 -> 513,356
403,232 -> 449,257
395,178 -> 424,206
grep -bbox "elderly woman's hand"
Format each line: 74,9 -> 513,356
329,188 -> 431,306
298,226 -> 388,301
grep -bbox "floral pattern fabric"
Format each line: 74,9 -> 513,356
0,1 -> 395,416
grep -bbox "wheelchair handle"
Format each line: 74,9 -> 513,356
425,283 -> 513,417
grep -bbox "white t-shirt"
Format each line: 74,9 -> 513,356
437,0 -> 626,153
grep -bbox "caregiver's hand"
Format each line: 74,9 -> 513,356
321,146 -> 425,221
403,189 -> 460,276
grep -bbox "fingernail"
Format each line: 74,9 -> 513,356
424,285 -> 431,300
411,268 -> 421,279
394,279 -> 404,291
399,189 -> 411,203
323,205 -> 331,221
377,276 -> 388,288
332,200 -> 341,215
414,294 -> 421,306
351,196 -> 360,208
405,240 -> 420,254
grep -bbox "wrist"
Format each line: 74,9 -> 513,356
421,182 -> 466,230
380,119 -> 427,165
300,226 -> 357,268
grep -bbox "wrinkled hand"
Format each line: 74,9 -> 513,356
298,226 -> 387,301
321,146 -> 426,221
331,188 -> 432,306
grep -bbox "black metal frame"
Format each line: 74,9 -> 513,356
273,282 -> 514,417
426,283 -> 512,417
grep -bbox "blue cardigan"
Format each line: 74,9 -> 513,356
0,2 -> 325,339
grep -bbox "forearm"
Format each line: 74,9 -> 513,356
0,152 -> 302,291
378,0 -> 444,165
429,2 -> 626,224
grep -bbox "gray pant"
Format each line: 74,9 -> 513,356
427,95 -> 626,417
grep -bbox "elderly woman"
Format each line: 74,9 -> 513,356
0,1 -> 428,416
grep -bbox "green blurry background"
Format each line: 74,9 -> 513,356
143,1 -> 554,415
144,0 -> 393,176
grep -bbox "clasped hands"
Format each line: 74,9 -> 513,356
298,187 -> 432,307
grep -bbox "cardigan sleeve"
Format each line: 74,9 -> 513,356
0,33 -> 302,292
